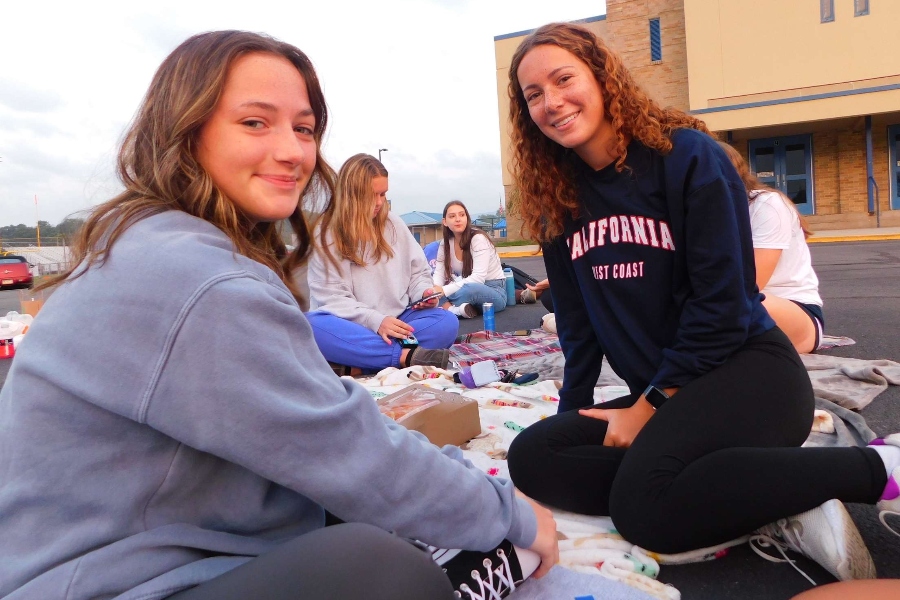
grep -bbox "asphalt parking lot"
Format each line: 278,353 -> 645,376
1,239 -> 898,599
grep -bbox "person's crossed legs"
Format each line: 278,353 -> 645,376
307,308 -> 457,371
509,328 -> 886,554
168,523 -> 454,600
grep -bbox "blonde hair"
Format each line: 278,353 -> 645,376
40,31 -> 336,304
717,141 -> 812,239
508,22 -> 710,242
318,153 -> 393,268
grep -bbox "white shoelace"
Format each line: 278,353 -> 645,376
749,533 -> 817,586
879,509 -> 900,538
454,548 -> 518,600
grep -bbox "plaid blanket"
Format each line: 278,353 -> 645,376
450,331 -> 853,370
450,330 -> 562,368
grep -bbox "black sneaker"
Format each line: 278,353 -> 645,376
328,361 -> 352,377
432,539 -> 539,599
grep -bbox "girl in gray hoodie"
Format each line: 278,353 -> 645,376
0,30 -> 558,600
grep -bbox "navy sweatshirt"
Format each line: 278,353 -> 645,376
545,128 -> 775,412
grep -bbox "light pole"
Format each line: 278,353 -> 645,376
378,148 -> 388,162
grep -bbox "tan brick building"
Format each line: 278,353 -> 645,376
494,0 -> 900,237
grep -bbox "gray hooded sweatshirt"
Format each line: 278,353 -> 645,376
0,211 -> 536,600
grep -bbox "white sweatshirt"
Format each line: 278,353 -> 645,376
432,233 -> 505,297
308,213 -> 434,332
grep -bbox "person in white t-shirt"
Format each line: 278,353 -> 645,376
719,142 -> 824,353
431,201 -> 508,318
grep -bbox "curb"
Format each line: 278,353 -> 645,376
498,250 -> 542,258
807,234 -> 900,244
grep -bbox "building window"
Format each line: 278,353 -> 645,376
855,0 -> 869,16
649,18 -> 662,62
821,0 -> 834,22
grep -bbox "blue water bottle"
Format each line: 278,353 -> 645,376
482,302 -> 495,332
503,267 -> 515,306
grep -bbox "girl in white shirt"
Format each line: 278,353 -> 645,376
719,142 -> 824,353
432,201 -> 508,318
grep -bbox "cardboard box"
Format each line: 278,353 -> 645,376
377,384 -> 482,447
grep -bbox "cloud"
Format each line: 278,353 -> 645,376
386,150 -> 504,216
130,14 -> 195,56
0,110 -> 63,138
0,0 -> 608,227
0,79 -> 63,113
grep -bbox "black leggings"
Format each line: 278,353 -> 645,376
540,290 -> 554,313
168,523 -> 454,600
508,327 -> 887,554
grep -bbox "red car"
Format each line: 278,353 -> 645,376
0,255 -> 34,290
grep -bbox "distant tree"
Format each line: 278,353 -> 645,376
0,218 -> 86,247
56,218 -> 86,238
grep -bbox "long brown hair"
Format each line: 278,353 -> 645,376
40,31 -> 336,304
508,22 -> 710,242
318,153 -> 393,269
440,200 -> 493,283
717,142 -> 812,239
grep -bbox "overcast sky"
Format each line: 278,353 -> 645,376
0,0 -> 607,227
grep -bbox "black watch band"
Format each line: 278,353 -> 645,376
642,385 -> 670,410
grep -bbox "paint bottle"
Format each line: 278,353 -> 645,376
503,267 -> 515,306
482,302 -> 495,332
0,321 -> 16,360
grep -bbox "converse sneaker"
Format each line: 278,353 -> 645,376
750,499 -> 876,583
869,435 -> 900,538
432,539 -> 540,599
449,303 -> 478,319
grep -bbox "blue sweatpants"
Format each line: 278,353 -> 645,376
306,308 -> 459,370
444,279 -> 508,312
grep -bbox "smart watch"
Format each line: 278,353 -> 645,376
642,384 -> 670,410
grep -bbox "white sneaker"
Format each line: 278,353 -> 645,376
449,303 -> 477,319
751,499 -> 876,583
869,435 -> 900,538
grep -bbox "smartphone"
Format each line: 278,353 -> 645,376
512,372 -> 539,385
398,334 -> 419,347
407,292 -> 443,309
512,329 -> 531,336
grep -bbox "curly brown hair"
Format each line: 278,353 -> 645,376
40,31 -> 336,304
508,22 -> 710,242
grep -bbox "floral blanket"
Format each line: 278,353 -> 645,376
351,330 -> 893,600
356,367 -> 704,600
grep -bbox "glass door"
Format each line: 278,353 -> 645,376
890,125 -> 900,210
748,135 -> 814,215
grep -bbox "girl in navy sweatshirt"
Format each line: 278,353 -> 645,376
505,22 -> 900,583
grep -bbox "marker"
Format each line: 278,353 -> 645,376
504,420 -> 526,433
489,398 -> 532,409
